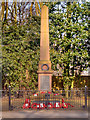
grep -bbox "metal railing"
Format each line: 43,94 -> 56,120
1,86 -> 89,111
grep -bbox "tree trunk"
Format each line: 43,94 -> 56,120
64,84 -> 69,98
14,2 -> 17,22
26,69 -> 29,80
30,2 -> 33,17
36,2 -> 41,15
35,2 -> 39,16
1,2 -> 5,21
71,80 -> 74,89
39,2 -> 43,8
5,0 -> 8,20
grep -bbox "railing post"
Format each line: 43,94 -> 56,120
85,85 -> 87,109
47,91 -> 48,110
39,90 -> 40,110
9,86 -> 11,111
71,88 -> 72,99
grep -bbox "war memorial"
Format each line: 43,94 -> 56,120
37,5 -> 53,91
1,3 -> 89,119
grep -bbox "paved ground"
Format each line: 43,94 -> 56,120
0,110 -> 88,119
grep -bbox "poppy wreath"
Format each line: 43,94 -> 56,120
31,103 -> 38,109
33,93 -> 38,96
62,102 -> 68,108
39,103 -> 46,109
54,102 -> 62,109
67,103 -> 74,107
62,98 -> 74,108
23,98 -> 30,109
62,98 -> 68,108
54,93 -> 59,96
41,91 -> 46,94
47,103 -> 53,109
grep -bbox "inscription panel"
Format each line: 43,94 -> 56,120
40,76 -> 50,90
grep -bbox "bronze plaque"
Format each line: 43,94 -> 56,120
40,76 -> 50,90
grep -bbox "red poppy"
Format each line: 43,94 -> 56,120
31,103 -> 38,109
48,92 -> 51,94
41,91 -> 46,94
62,102 -> 68,108
54,102 -> 62,109
62,98 -> 74,108
46,103 -> 53,109
23,98 -> 30,109
54,93 -> 59,96
39,103 -> 46,109
33,93 -> 38,96
67,103 -> 74,107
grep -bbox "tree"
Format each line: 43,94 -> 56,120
2,14 -> 40,90
2,1 -> 42,90
46,2 -> 89,94
2,2 -> 89,92
1,1 -> 43,23
1,1 -> 5,21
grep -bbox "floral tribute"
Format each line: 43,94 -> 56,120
23,98 -> 30,109
22,93 -> 74,109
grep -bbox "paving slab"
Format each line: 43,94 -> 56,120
0,110 -> 88,119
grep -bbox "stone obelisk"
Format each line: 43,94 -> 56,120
37,5 -> 53,91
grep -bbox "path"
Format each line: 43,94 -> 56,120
1,110 -> 88,119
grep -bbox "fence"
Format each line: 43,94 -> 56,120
1,86 -> 90,111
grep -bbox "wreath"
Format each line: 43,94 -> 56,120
23,103 -> 30,109
41,64 -> 49,70
62,98 -> 74,108
62,102 -> 68,108
23,98 -> 30,109
54,93 -> 59,96
41,91 -> 46,94
33,93 -> 38,96
31,103 -> 38,109
39,103 -> 46,109
67,103 -> 74,107
48,92 -> 51,94
47,103 -> 53,109
54,102 -> 62,109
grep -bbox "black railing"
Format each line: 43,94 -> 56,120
1,87 -> 89,111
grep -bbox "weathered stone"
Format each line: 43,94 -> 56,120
40,5 -> 49,61
37,5 -> 53,91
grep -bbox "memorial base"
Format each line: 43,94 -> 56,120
37,71 -> 53,91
